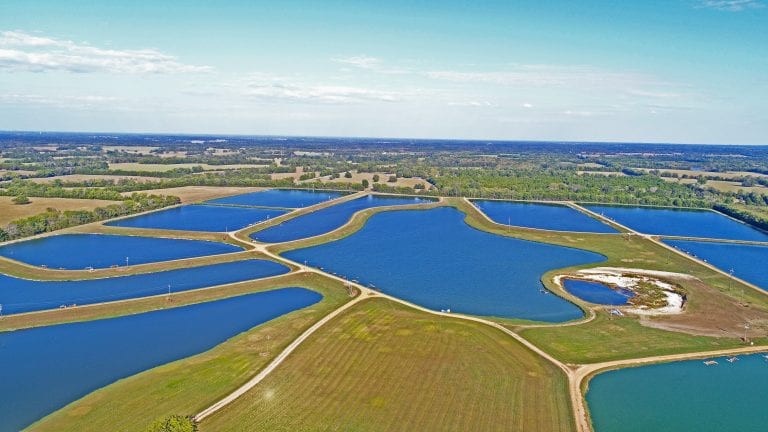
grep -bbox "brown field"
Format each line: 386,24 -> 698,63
660,177 -> 767,194
120,186 -> 265,203
202,298 -> 574,432
641,168 -> 768,179
29,174 -> 163,184
309,170 -> 431,189
0,196 -> 121,225
576,171 -> 626,176
108,163 -> 266,172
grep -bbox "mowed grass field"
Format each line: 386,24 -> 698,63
119,186 -> 265,203
108,162 -> 266,172
28,274 -> 353,432
201,298 -> 575,432
0,196 -> 121,225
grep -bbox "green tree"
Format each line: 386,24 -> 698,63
12,194 -> 30,205
144,415 -> 196,432
362,179 -> 370,188
344,171 -> 353,179
372,174 -> 380,182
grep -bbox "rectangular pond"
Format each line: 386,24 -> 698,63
0,288 -> 321,432
207,189 -> 346,208
587,353 -> 768,432
105,204 -> 287,232
0,234 -> 242,269
584,205 -> 768,241
0,259 -> 290,314
285,207 -> 605,322
473,200 -> 617,233
663,240 -> 768,291
252,195 -> 434,243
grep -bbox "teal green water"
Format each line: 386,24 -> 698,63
587,353 -> 768,432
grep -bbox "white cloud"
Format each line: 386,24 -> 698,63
333,55 -> 382,70
447,101 -> 495,107
0,30 -> 212,74
237,74 -> 403,104
698,0 -> 764,11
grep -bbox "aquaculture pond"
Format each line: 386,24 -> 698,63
0,259 -> 290,314
0,234 -> 241,269
562,279 -> 634,305
584,205 -> 768,241
473,200 -> 617,233
664,240 -> 768,292
207,189 -> 345,208
106,204 -> 286,232
0,288 -> 322,432
285,207 -> 604,321
587,353 -> 768,432
252,195 -> 434,243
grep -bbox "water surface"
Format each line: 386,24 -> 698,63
0,259 -> 289,314
207,189 -> 345,208
252,195 -> 434,243
106,204 -> 286,232
0,288 -> 321,432
585,205 -> 768,241
664,240 -> 768,291
587,354 -> 768,432
562,279 -> 633,305
0,234 -> 241,269
473,200 -> 616,233
286,208 -> 604,321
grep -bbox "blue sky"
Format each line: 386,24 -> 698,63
0,0 -> 766,144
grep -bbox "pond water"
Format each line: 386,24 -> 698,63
207,189 -> 346,208
0,288 -> 322,432
473,200 -> 616,233
285,207 -> 604,321
664,240 -> 768,292
584,205 -> 768,241
105,204 -> 287,232
562,279 -> 634,305
587,353 -> 768,432
252,195 -> 434,243
0,259 -> 290,314
0,234 -> 242,269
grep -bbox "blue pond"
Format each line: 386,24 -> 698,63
252,195 -> 434,243
664,240 -> 768,292
562,279 -> 634,305
105,204 -> 286,232
207,189 -> 345,208
473,200 -> 616,233
285,208 -> 605,321
584,205 -> 768,241
0,234 -> 241,269
587,354 -> 768,432
0,259 -> 290,314
0,288 -> 322,432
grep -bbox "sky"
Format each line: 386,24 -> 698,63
0,0 -> 766,144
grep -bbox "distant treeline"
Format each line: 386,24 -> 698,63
0,193 -> 180,242
713,205 -> 768,232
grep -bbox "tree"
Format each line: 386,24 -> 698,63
388,175 -> 397,183
12,194 -> 30,205
144,415 -> 196,432
362,179 -> 370,188
372,174 -> 380,182
344,171 -> 352,179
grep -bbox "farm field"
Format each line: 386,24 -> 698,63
119,186 -> 265,203
201,298 -> 575,432
0,196 -> 121,225
108,162 -> 266,172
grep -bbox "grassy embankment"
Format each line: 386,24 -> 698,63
26,273 -> 353,432
201,298 -> 575,432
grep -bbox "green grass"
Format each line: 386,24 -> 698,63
27,274 -> 352,432
201,298 -> 575,432
519,311 -> 764,364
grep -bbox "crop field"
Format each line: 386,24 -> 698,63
0,196 -> 121,225
201,298 -> 575,432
